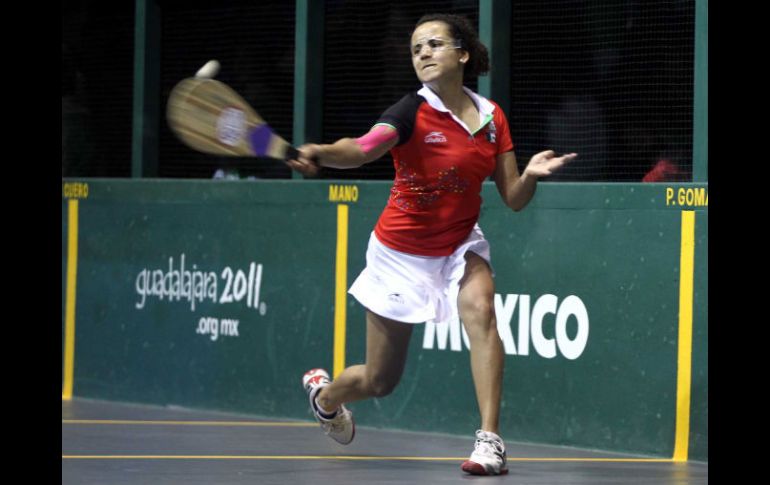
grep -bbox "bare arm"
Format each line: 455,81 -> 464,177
286,125 -> 398,177
494,150 -> 577,211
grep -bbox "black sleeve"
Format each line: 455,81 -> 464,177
376,92 -> 424,146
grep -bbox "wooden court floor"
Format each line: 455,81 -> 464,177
62,398 -> 707,484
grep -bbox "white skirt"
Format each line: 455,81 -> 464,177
348,224 -> 492,324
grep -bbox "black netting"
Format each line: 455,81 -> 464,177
508,0 -> 694,181
158,0 -> 295,179
320,0 -> 479,180
62,1 -> 134,177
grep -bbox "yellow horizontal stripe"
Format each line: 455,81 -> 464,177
62,455 -> 672,463
508,458 -> 672,463
62,419 -> 316,427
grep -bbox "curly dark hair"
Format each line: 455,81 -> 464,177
415,13 -> 490,79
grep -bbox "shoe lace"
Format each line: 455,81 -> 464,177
474,431 -> 505,459
321,408 -> 349,434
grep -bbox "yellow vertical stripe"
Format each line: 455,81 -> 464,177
62,199 -> 79,400
673,210 -> 695,461
333,204 -> 349,379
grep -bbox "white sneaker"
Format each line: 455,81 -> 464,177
301,368 -> 355,445
461,429 -> 508,475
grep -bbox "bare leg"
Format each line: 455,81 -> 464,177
316,310 -> 413,412
458,252 -> 504,434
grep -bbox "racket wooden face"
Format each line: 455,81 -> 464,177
167,78 -> 294,160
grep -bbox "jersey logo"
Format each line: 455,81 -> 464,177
424,131 -> 448,144
486,120 -> 497,143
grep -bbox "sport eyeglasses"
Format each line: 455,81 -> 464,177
411,37 -> 463,56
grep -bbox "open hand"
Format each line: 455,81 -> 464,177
523,150 -> 578,178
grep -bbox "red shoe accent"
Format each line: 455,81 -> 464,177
307,375 -> 326,386
461,460 -> 508,476
303,368 -> 325,378
461,460 -> 487,475
302,369 -> 329,388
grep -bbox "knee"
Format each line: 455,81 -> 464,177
460,296 -> 501,342
366,373 -> 400,398
459,295 -> 495,324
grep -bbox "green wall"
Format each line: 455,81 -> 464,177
62,179 -> 707,461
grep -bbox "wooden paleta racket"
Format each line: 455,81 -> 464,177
167,64 -> 300,161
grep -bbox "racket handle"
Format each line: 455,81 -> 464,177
285,146 -> 320,167
284,146 -> 300,161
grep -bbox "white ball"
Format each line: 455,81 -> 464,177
195,60 -> 220,79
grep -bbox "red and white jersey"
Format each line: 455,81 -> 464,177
373,85 -> 514,256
